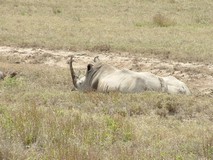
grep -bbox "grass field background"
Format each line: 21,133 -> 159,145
0,0 -> 213,62
0,0 -> 213,159
0,63 -> 213,159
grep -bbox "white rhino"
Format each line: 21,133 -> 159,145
69,56 -> 191,95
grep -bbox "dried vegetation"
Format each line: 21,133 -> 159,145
0,0 -> 213,159
0,63 -> 213,159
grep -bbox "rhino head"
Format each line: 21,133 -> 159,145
69,56 -> 100,91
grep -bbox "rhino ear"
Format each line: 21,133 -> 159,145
87,64 -> 93,72
94,56 -> 100,63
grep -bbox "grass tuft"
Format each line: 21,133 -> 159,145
91,44 -> 111,52
153,13 -> 176,27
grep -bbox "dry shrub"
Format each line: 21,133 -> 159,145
155,95 -> 181,117
153,13 -> 176,27
92,44 -> 111,52
203,135 -> 213,159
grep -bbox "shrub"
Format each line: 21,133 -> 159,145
92,44 -> 111,52
153,13 -> 176,27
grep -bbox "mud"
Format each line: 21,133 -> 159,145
0,46 -> 212,96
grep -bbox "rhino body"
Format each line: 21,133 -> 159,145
69,56 -> 191,95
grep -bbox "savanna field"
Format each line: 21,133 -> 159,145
0,0 -> 213,159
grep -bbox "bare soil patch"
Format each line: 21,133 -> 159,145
0,46 -> 212,96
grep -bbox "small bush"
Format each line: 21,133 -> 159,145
53,8 -> 61,14
92,44 -> 111,52
155,96 -> 180,117
153,13 -> 176,27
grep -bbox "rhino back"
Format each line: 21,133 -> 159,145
97,69 -> 162,93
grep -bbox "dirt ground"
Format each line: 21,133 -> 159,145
0,46 -> 212,96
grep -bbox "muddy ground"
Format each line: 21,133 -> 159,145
0,46 -> 212,96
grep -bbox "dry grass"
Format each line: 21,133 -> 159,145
0,0 -> 213,62
0,0 -> 213,159
0,62 -> 213,159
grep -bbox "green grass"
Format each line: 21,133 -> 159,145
0,63 -> 213,159
0,0 -> 213,62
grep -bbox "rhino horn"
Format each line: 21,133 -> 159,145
69,56 -> 78,89
94,56 -> 100,63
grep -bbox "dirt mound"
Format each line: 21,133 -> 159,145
0,46 -> 212,96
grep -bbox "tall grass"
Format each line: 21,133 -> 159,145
0,63 -> 213,159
